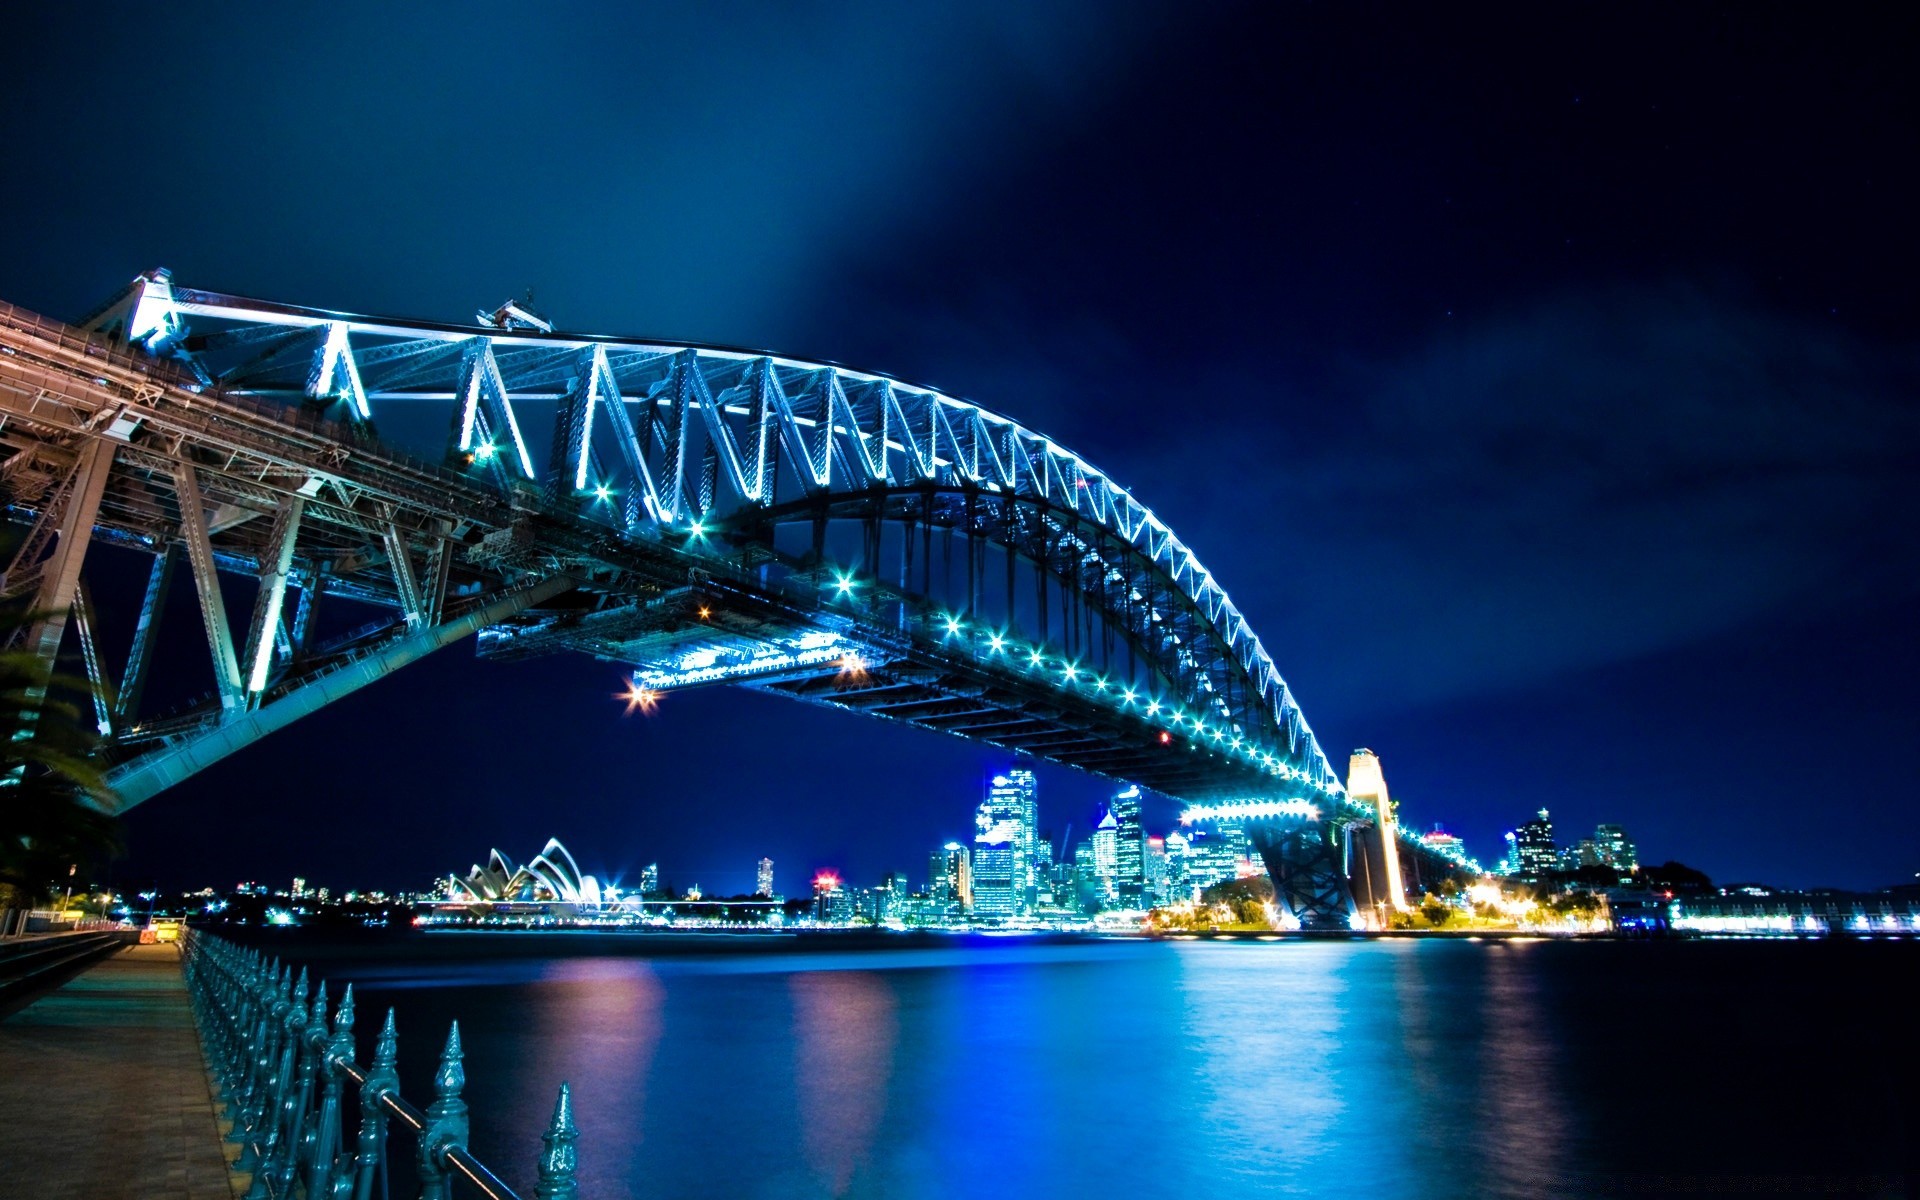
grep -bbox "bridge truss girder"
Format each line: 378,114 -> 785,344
1,277 -> 1356,838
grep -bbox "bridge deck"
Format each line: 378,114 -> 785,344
0,943 -> 239,1199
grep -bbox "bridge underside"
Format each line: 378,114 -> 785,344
474,573 -> 1285,802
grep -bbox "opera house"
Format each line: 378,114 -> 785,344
441,838 -> 615,915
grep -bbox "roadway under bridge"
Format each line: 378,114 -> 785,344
0,271 -> 1468,927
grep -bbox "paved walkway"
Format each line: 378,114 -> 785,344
0,942 -> 240,1199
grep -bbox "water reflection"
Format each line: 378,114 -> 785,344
1476,945 -> 1566,1196
521,959 -> 664,1196
264,935 -> 1897,1200
1173,942 -> 1348,1191
791,971 -> 898,1196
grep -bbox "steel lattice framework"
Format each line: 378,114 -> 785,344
0,272 -> 1360,919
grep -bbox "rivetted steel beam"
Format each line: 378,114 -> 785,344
289,562 -> 323,657
22,438 -> 115,673
421,524 -> 454,628
115,544 -> 177,723
240,496 -> 304,695
69,577 -> 113,735
383,521 -> 424,630
102,573 -> 575,810
172,461 -> 245,713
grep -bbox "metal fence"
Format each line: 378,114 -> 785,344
184,930 -> 578,1199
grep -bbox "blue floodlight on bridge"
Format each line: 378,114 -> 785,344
0,269 -> 1384,926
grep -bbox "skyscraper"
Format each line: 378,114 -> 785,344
1163,829 -> 1194,902
1594,824 -> 1638,873
640,863 -> 660,895
756,857 -> 775,898
929,842 -> 972,913
1513,809 -> 1556,879
1109,785 -> 1146,906
972,842 -> 1018,917
1145,836 -> 1170,907
1091,808 -> 1119,906
983,770 -> 1038,906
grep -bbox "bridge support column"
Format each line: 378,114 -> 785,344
18,438 -> 116,673
1250,821 -> 1356,931
241,497 -> 304,696
69,578 -> 114,735
383,521 -> 424,631
173,462 -> 246,714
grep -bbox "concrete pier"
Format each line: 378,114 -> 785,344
0,942 -> 239,1199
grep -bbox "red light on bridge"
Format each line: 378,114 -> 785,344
1159,731 -> 1172,745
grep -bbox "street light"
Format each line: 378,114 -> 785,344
139,891 -> 158,927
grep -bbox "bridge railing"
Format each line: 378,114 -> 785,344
183,929 -> 578,1200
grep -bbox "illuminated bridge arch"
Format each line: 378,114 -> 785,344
0,267 -> 1367,893
84,272 -> 1345,812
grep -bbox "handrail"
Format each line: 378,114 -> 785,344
182,929 -> 578,1200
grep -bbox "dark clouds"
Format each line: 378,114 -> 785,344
1238,287 -> 1920,714
0,3 -> 1171,346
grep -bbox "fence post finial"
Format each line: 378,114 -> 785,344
418,1022 -> 470,1200
535,1081 -> 579,1200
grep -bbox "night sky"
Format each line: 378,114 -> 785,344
2,4 -> 1914,896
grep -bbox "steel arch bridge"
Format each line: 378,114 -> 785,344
0,270 -> 1383,926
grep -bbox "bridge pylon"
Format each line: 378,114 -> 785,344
1343,748 -> 1409,924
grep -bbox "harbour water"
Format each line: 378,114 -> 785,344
251,933 -> 1912,1199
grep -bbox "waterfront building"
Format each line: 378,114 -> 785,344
1180,827 -> 1248,894
1091,808 -> 1119,905
1163,830 -> 1194,901
1032,839 -> 1056,906
640,863 -> 660,895
1558,838 -> 1603,871
1145,836 -> 1170,907
1110,785 -> 1146,906
1595,824 -> 1639,872
1497,832 -> 1520,876
972,842 -> 1018,917
756,857 -> 775,898
1420,824 -> 1464,856
1513,809 -> 1556,880
979,771 -> 1037,914
929,842 -> 972,913
445,838 -> 606,910
812,872 -> 852,923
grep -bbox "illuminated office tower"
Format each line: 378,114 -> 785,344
1513,810 -> 1556,880
756,857 -> 775,898
1031,839 -> 1056,906
984,770 -> 1038,905
1184,828 -> 1241,892
812,872 -> 851,923
1091,808 -> 1119,906
1595,824 -> 1638,872
1163,830 -> 1194,901
1145,836 -> 1170,907
972,843 -> 1017,917
974,783 -> 1026,917
929,842 -> 972,913
1110,785 -> 1146,906
640,863 -> 660,895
